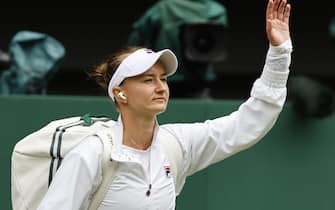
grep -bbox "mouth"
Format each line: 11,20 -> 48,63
153,97 -> 166,102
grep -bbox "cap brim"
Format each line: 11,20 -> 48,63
128,49 -> 178,77
156,49 -> 178,76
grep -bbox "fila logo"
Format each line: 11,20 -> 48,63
164,165 -> 171,178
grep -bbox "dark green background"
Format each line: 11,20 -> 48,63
1,95 -> 334,210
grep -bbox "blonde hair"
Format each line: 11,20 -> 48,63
88,46 -> 144,91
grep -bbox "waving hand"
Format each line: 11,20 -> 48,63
266,0 -> 291,46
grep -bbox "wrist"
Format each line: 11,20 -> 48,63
269,39 -> 293,55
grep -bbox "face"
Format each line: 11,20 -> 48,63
120,61 -> 170,117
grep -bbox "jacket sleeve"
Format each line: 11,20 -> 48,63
163,39 -> 293,177
37,136 -> 103,210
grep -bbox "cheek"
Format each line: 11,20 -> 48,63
131,86 -> 152,99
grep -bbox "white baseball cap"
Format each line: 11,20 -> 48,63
108,48 -> 178,101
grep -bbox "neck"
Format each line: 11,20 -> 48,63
121,113 -> 156,150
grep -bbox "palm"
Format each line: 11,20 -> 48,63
266,0 -> 291,46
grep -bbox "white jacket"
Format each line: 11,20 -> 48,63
37,39 -> 293,210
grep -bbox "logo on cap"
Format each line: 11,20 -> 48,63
144,48 -> 153,54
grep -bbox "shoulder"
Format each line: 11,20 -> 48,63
159,123 -> 191,152
66,135 -> 104,163
160,121 -> 209,137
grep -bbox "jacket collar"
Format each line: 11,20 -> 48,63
110,115 -> 160,162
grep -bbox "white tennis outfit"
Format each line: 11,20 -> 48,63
37,40 -> 293,210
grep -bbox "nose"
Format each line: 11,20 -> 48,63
155,79 -> 168,93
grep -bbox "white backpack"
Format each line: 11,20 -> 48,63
11,114 -> 182,210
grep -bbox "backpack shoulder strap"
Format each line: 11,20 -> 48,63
88,127 -> 118,210
159,127 -> 183,189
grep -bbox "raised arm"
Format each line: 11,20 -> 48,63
163,0 -> 294,188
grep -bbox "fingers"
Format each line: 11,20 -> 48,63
283,4 -> 291,24
272,0 -> 279,20
266,0 -> 274,20
277,0 -> 286,20
268,0 -> 290,22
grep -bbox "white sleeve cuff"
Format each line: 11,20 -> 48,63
269,39 -> 293,55
260,39 -> 293,88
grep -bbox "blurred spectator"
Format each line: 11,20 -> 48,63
329,16 -> 335,39
0,49 -> 10,71
0,31 -> 66,95
127,0 -> 229,98
288,75 -> 335,119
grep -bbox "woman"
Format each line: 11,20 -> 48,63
37,0 -> 292,209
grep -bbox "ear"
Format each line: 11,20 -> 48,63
112,87 -> 127,103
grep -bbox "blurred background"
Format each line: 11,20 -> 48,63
1,0 -> 334,101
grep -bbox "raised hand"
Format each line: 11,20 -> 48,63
266,0 -> 291,46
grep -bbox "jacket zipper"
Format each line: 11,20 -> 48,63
146,184 -> 152,196
146,149 -> 152,196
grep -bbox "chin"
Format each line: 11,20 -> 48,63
152,105 -> 167,114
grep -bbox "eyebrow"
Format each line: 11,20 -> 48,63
141,72 -> 167,77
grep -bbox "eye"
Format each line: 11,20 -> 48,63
144,78 -> 153,83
